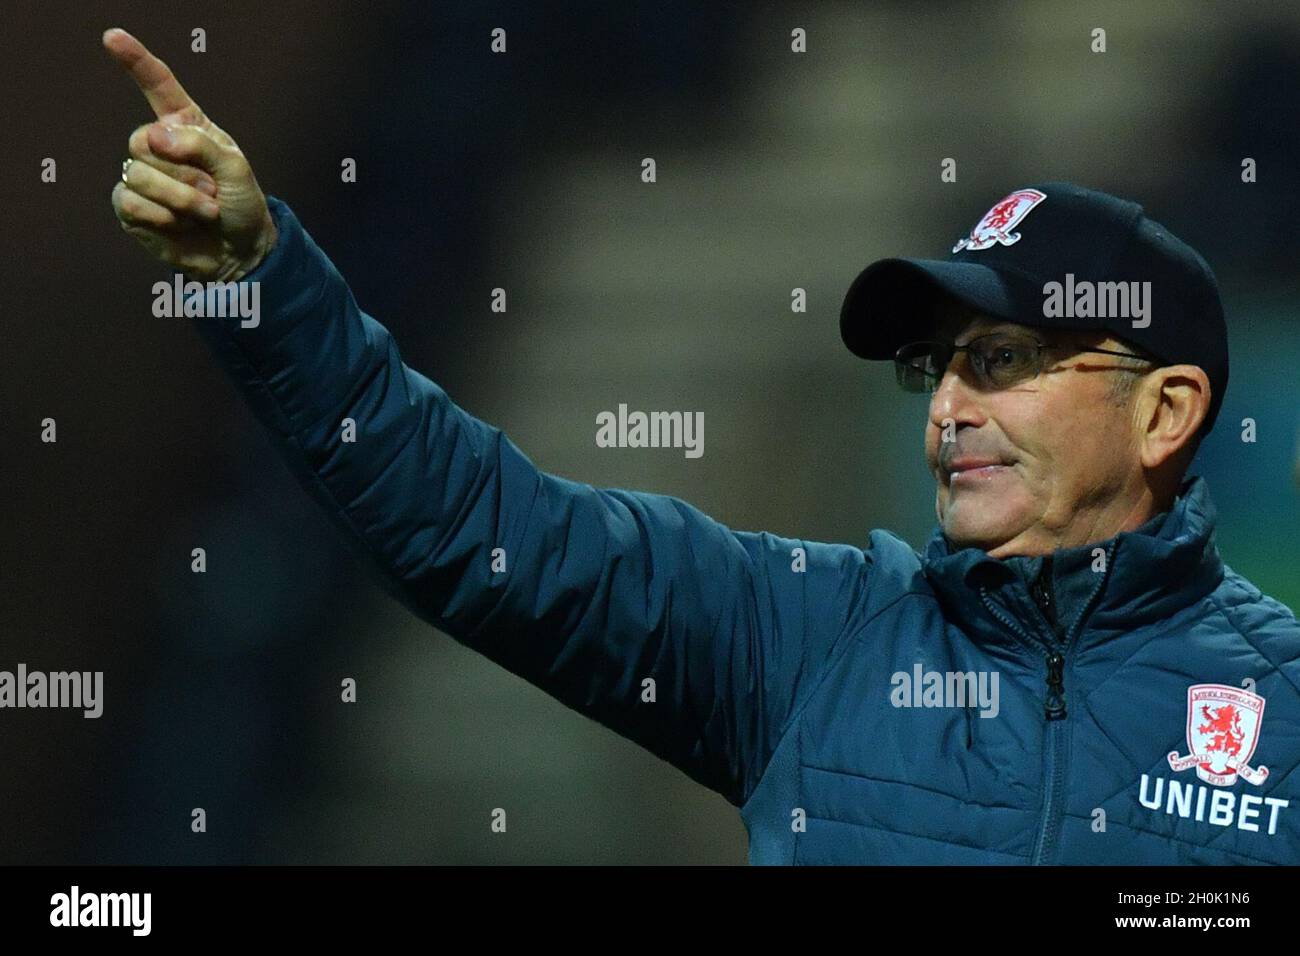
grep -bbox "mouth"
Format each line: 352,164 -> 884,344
944,458 -> 1014,486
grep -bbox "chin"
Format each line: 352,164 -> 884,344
946,526 -> 1010,553
939,481 -> 1038,552
942,507 -> 1030,554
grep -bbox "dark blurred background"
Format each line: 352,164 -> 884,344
2,0 -> 1298,864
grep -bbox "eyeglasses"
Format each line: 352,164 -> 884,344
894,331 -> 1155,393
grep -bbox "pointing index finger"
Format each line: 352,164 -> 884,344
102,28 -> 199,120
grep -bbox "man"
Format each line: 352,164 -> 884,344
105,28 -> 1300,864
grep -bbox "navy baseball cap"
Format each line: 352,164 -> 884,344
840,182 -> 1229,434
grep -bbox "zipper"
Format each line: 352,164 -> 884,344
977,587 -> 1058,716
977,587 -> 1062,865
1044,652 -> 1066,719
1034,557 -> 1066,720
977,540 -> 1118,864
1031,554 -> 1060,642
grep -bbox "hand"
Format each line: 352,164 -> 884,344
104,27 -> 277,282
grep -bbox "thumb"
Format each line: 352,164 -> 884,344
147,123 -> 239,181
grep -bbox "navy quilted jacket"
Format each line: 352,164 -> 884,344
191,197 -> 1300,864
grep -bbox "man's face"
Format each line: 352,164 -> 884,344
924,303 -> 1148,558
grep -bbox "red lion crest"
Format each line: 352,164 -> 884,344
1168,685 -> 1268,786
1198,704 -> 1244,760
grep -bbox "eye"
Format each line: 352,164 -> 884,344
975,338 -> 1039,383
988,345 -> 1020,368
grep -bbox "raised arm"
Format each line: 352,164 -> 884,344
103,28 -> 875,804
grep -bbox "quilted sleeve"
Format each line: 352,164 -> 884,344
184,196 -> 875,804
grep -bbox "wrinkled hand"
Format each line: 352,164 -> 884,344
104,28 -> 276,281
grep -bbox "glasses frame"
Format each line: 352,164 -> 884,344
894,331 -> 1156,393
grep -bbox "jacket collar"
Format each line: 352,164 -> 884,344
921,475 -> 1225,653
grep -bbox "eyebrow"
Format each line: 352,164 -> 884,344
948,322 -> 1023,346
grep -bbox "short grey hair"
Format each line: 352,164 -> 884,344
1104,352 -> 1154,406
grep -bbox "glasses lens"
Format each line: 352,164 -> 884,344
970,334 -> 1041,388
894,342 -> 945,393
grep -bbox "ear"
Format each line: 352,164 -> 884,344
1136,364 -> 1211,470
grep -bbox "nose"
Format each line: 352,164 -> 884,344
928,357 -> 987,433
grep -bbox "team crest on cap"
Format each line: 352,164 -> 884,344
1167,684 -> 1269,787
952,188 -> 1047,253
